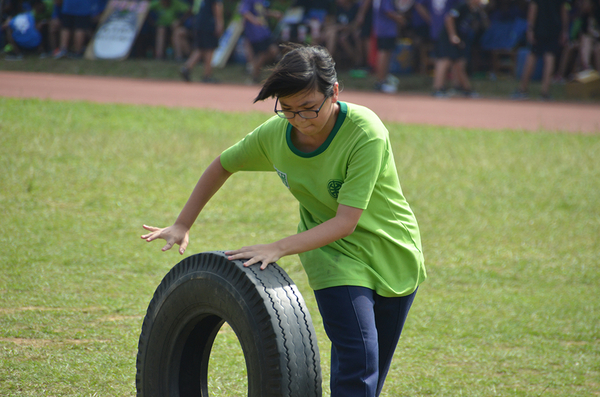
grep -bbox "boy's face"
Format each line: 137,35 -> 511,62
277,84 -> 340,140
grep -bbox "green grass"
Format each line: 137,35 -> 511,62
1,97 -> 599,396
0,56 -> 581,101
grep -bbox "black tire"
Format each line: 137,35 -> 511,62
136,251 -> 322,397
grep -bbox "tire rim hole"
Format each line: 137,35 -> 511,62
207,321 -> 248,396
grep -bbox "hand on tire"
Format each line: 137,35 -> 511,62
141,224 -> 190,255
226,244 -> 282,270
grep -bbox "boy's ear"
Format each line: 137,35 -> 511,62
331,82 -> 340,103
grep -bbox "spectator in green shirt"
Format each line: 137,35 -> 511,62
149,0 -> 191,60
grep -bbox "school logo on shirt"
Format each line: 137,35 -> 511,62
275,167 -> 289,189
327,179 -> 343,199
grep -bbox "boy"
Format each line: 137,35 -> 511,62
142,44 -> 426,397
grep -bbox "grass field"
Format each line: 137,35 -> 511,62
1,97 -> 599,396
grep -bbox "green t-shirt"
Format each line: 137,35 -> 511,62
150,0 -> 190,27
220,102 -> 426,297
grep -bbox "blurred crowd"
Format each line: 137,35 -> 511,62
2,0 -> 600,98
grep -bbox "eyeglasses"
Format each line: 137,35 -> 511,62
274,96 -> 329,120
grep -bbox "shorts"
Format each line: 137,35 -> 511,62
193,28 -> 219,50
530,35 -> 560,57
250,37 -> 272,55
377,37 -> 396,51
435,34 -> 469,60
60,14 -> 92,30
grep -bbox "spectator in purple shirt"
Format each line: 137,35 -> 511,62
53,0 -> 92,58
240,0 -> 281,83
373,0 -> 406,92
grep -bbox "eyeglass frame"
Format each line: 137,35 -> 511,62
274,95 -> 330,120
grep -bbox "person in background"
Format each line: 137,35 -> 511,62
512,0 -> 570,100
240,0 -> 281,84
414,0 -> 460,46
149,0 -> 191,60
414,0 -> 459,88
577,0 -> 600,71
293,0 -> 335,44
2,0 -> 45,59
54,0 -> 92,59
48,0 -> 62,56
180,0 -> 224,82
321,0 -> 362,68
34,0 -> 54,57
373,0 -> 406,92
431,0 -> 488,97
354,0 -> 373,69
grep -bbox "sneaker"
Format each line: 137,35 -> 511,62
385,74 -> 400,86
4,52 -> 23,61
373,81 -> 397,93
446,87 -> 459,97
510,89 -> 528,100
432,89 -> 448,98
462,90 -> 480,99
180,66 -> 191,82
53,49 -> 67,59
380,83 -> 397,93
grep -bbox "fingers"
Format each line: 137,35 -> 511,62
141,225 -> 161,241
179,235 -> 189,255
162,240 -> 174,252
225,246 -> 276,270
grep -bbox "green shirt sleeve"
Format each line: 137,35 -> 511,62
219,120 -> 278,173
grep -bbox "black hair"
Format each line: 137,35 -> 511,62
254,44 -> 338,103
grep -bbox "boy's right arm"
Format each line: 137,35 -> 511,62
141,156 -> 233,254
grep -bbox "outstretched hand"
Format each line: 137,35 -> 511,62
141,224 -> 190,255
225,243 -> 283,270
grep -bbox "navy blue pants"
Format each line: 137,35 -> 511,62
314,286 -> 417,397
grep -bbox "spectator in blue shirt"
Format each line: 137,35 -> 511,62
54,0 -> 93,58
2,0 -> 46,60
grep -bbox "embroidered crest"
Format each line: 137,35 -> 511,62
327,179 -> 343,199
275,167 -> 290,189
